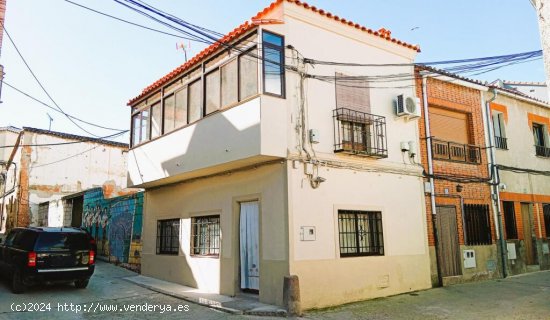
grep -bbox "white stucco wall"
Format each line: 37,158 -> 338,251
22,131 -> 129,227
489,92 -> 550,195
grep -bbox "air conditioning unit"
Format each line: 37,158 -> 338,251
394,94 -> 421,119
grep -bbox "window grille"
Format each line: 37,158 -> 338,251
338,210 -> 384,257
191,216 -> 221,256
463,204 -> 492,245
156,219 -> 180,255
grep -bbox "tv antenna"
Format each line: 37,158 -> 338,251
46,113 -> 54,130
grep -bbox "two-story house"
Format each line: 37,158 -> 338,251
127,0 -> 431,309
485,83 -> 550,275
415,67 -> 501,286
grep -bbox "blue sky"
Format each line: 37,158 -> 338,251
0,0 -> 544,141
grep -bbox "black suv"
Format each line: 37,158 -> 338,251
0,227 -> 95,293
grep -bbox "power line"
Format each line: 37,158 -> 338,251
4,81 -> 127,132
2,22 -> 107,137
111,0 -> 543,94
0,131 -> 128,149
63,0 -> 204,42
31,145 -> 101,168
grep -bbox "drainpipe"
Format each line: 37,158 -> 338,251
422,75 -> 443,287
484,88 -> 507,278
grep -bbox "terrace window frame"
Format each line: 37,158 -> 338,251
129,30 -> 260,149
262,30 -> 285,98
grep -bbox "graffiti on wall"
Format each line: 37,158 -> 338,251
82,188 -> 143,266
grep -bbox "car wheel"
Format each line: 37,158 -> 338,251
74,279 -> 89,289
11,270 -> 26,294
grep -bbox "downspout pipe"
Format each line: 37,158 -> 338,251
422,74 -> 443,287
484,88 -> 507,278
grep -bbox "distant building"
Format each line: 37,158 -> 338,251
485,84 -> 550,275
0,126 -> 133,233
491,79 -> 548,103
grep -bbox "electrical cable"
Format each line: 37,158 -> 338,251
0,131 -> 128,149
2,22 -> 108,137
63,0 -> 203,42
4,81 -> 127,132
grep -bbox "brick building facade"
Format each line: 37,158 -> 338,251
416,68 -> 500,286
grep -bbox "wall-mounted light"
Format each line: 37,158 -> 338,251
456,184 -> 463,193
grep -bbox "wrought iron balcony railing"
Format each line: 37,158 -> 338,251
333,108 -> 388,159
494,136 -> 508,150
431,139 -> 481,164
535,145 -> 550,158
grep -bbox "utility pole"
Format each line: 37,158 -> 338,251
531,0 -> 550,98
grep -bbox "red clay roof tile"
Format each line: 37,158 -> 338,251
128,0 -> 420,106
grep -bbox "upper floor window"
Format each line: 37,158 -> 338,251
333,108 -> 388,158
335,72 -> 371,114
130,35 -> 260,148
492,112 -> 507,150
262,31 -> 285,97
429,107 -> 480,164
533,123 -> 550,157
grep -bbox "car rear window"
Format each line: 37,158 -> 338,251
35,233 -> 89,251
9,230 -> 38,251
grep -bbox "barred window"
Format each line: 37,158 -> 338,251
191,216 -> 221,256
338,210 -> 384,257
502,201 -> 518,239
463,204 -> 492,245
156,219 -> 180,255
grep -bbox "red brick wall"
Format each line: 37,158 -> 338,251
416,73 -> 495,247
16,144 -> 31,227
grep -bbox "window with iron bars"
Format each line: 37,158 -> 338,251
338,210 -> 384,257
333,108 -> 388,158
191,216 -> 221,257
463,204 -> 492,245
156,219 -> 180,255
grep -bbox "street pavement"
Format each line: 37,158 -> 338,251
0,261 -> 549,319
0,261 -> 278,320
307,271 -> 550,320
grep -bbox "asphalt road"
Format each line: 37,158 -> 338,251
1,260 -> 549,319
0,261 -> 275,320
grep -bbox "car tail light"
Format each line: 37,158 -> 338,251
28,252 -> 37,267
89,250 -> 95,265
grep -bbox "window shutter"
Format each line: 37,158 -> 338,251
429,107 -> 469,144
335,72 -> 370,114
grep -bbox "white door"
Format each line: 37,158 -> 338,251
240,201 -> 259,291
